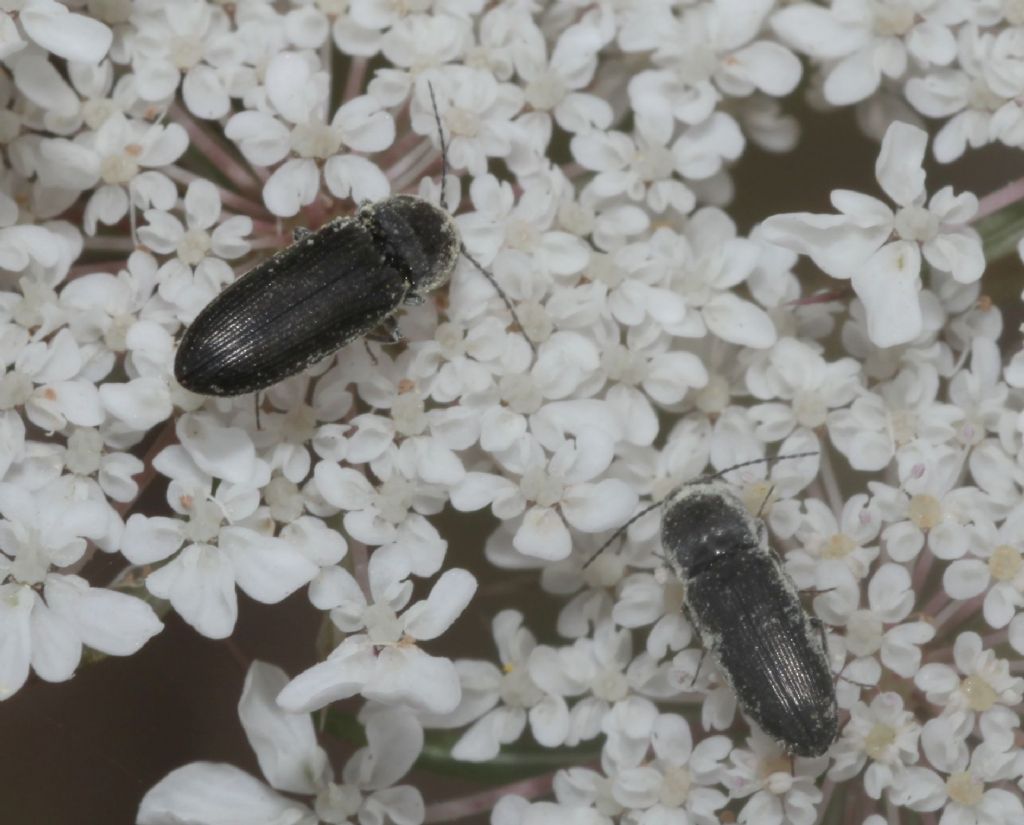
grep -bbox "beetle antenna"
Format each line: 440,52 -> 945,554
580,451 -> 818,571
699,451 -> 819,484
459,246 -> 538,356
426,81 -> 449,213
425,81 -> 536,356
581,498 -> 663,569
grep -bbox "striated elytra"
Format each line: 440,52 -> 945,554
174,194 -> 459,397
662,481 -> 838,757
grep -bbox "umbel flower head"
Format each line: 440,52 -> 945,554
0,1 -> 1022,825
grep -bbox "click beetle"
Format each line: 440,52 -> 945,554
586,453 -> 838,757
174,85 -> 530,397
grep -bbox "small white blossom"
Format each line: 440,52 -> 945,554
723,728 -> 828,825
829,692 -> 922,798
138,661 -> 425,825
38,112 -> 188,234
915,631 -> 1024,732
762,121 -> 984,347
278,545 -> 477,715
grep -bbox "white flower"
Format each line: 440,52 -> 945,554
314,446 -> 455,550
129,1 -> 237,119
0,478 -> 107,584
0,477 -> 160,698
527,620 -> 637,747
746,336 -> 862,440
827,362 -> 962,471
453,430 -> 638,563
572,121 -> 696,217
907,23 -> 1024,161
1,327 -> 105,432
902,734 -> 1024,824
1,0 -> 112,63
943,503 -> 1024,625
37,112 -> 188,234
226,52 -> 394,217
611,712 -> 731,823
772,1 -> 959,106
410,66 -> 524,177
625,0 -> 801,138
278,546 -> 477,715
816,562 -> 935,688
829,692 -> 922,798
138,179 -> 252,266
657,210 -> 778,349
514,15 -> 614,134
138,661 -> 425,825
120,416 -> 323,638
762,121 -> 984,347
0,573 -> 162,701
915,632 -> 1024,730
784,493 -> 881,586
870,442 -> 980,563
423,609 -> 556,760
723,728 -> 827,825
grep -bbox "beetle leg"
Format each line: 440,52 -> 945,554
836,672 -> 875,689
686,649 -> 706,690
292,226 -> 313,241
366,316 -> 404,344
363,317 -> 405,365
809,616 -> 830,653
254,392 -> 262,429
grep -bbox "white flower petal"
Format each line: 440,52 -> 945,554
0,585 -> 35,699
238,661 -> 326,795
29,597 -> 79,682
403,568 -> 477,641
21,0 -> 112,63
562,479 -> 639,533
220,528 -> 319,604
323,155 -> 390,203
851,240 -> 923,348
263,159 -> 320,219
183,65 -> 230,120
137,762 -> 307,825
703,293 -> 777,348
363,646 -> 462,714
760,212 -> 887,280
876,122 -> 928,207
277,640 -> 376,712
100,377 -> 172,432
513,507 -> 572,561
146,544 -> 238,639
177,413 -> 256,484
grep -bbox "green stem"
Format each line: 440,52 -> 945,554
324,710 -> 601,783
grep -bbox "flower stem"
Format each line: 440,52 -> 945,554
423,773 -> 554,823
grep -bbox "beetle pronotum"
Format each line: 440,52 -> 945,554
586,452 -> 838,757
174,83 -> 532,398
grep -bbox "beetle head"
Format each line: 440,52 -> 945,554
364,195 -> 460,296
661,483 -> 762,579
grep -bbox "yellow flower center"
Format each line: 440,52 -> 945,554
864,723 -> 895,760
960,675 -> 998,712
907,494 -> 941,530
988,545 -> 1022,582
823,534 -> 855,559
945,771 -> 984,806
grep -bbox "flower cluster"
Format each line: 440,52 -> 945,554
1,1 -> 1023,824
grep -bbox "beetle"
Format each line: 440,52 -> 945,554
585,453 -> 838,757
174,85 -> 530,397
